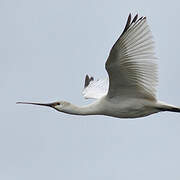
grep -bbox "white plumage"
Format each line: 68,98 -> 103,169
17,14 -> 180,118
82,77 -> 109,99
83,15 -> 157,101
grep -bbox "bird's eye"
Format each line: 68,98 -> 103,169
56,102 -> 60,105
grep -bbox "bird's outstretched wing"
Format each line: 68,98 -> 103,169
105,14 -> 158,100
82,75 -> 108,99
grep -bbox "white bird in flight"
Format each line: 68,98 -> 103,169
17,14 -> 180,118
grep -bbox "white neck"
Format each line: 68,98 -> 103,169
57,101 -> 102,116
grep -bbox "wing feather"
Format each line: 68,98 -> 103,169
82,75 -> 108,99
106,14 -> 158,100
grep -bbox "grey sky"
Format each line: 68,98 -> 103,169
1,0 -> 180,179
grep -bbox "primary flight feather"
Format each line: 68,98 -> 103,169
17,14 -> 180,118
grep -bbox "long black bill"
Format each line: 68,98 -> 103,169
16,102 -> 54,107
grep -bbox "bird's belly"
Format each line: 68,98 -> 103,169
102,98 -> 158,118
111,107 -> 156,118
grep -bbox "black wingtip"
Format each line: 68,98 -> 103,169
84,75 -> 94,88
132,14 -> 138,23
84,75 -> 89,88
121,13 -> 140,36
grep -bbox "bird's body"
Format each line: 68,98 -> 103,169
17,14 -> 180,118
97,96 -> 159,118
53,97 -> 175,119
67,97 -> 159,118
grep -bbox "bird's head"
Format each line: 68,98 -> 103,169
16,101 -> 71,112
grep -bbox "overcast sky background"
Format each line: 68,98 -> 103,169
1,0 -> 180,179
